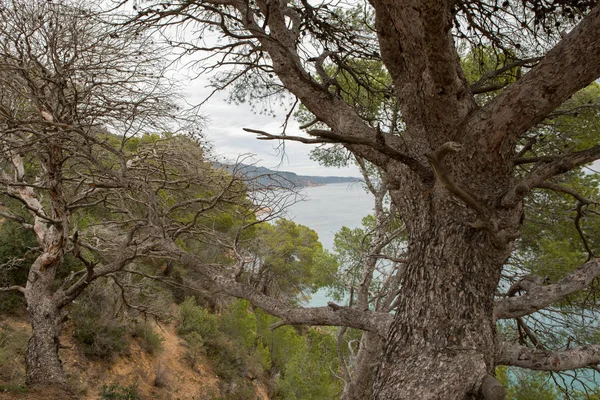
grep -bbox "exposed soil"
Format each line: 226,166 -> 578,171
0,318 -> 263,400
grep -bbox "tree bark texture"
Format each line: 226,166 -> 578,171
135,0 -> 600,397
342,332 -> 382,400
24,253 -> 67,386
17,148 -> 70,386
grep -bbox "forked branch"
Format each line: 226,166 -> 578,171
497,342 -> 600,371
494,258 -> 600,320
163,239 -> 393,336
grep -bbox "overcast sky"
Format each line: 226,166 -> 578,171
180,73 -> 362,178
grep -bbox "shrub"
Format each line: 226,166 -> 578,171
182,331 -> 206,369
71,284 -> 128,359
131,322 -> 164,355
177,297 -> 218,339
99,382 -> 138,400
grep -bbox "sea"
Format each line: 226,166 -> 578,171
287,184 -> 599,392
286,182 -> 374,306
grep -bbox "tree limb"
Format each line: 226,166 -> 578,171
502,145 -> 600,206
497,342 -> 600,371
494,258 -> 600,320
245,128 -> 334,144
535,182 -> 596,205
163,239 -> 393,336
470,56 -> 543,94
0,285 -> 26,294
466,3 -> 600,154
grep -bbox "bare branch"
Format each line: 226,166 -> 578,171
163,239 -> 393,336
470,57 -> 543,94
497,342 -> 600,371
495,258 -> 600,320
0,285 -> 26,294
535,182 -> 596,205
245,128 -> 334,144
503,145 -> 600,206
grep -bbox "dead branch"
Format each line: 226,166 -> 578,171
163,239 -> 393,336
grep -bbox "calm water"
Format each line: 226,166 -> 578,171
287,182 -> 374,250
286,182 -> 374,306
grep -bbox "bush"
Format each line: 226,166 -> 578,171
182,331 -> 206,369
177,297 -> 218,339
131,322 -> 164,355
99,382 -> 138,400
71,284 -> 128,359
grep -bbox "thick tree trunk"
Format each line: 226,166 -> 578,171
23,227 -> 68,386
372,232 -> 498,398
24,291 -> 66,386
370,159 -> 518,399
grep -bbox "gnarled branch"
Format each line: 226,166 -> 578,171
497,342 -> 600,371
163,239 -> 393,336
503,145 -> 600,206
494,258 -> 600,320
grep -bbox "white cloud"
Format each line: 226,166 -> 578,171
181,74 -> 362,178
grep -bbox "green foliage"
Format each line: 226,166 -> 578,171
505,370 -> 559,400
71,286 -> 129,359
252,219 -> 338,302
517,169 -> 600,281
220,301 -> 342,399
99,382 -> 139,400
177,299 -> 342,400
329,213 -> 406,303
220,299 -> 257,349
534,83 -> 600,154
182,331 -> 205,368
177,297 -> 218,339
131,322 -> 164,355
273,328 -> 341,400
177,298 -> 257,399
461,46 -> 520,88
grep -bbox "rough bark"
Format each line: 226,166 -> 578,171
497,342 -> 600,371
372,181 -> 516,399
342,332 -> 382,400
135,0 -> 600,397
24,289 -> 66,386
23,246 -> 68,386
494,258 -> 600,320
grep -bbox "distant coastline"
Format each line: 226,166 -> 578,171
216,162 -> 363,189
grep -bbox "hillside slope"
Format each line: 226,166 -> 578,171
217,163 -> 362,188
0,317 -> 269,400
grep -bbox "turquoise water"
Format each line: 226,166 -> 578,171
286,182 -> 374,306
286,184 -> 600,393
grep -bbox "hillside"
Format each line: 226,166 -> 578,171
218,163 -> 362,188
0,314 -> 269,400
